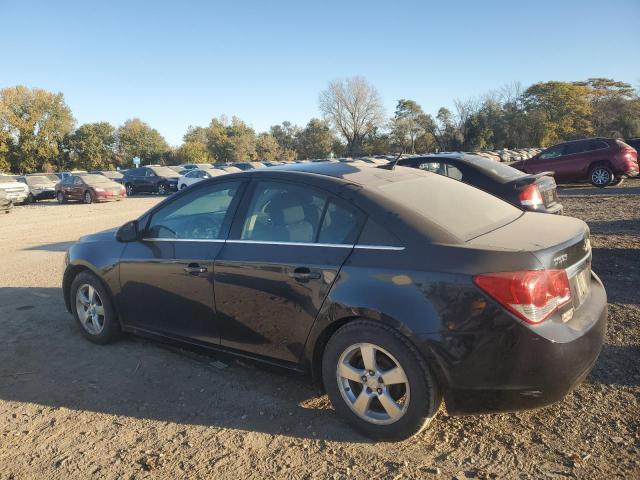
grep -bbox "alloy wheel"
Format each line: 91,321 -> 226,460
75,284 -> 105,335
336,342 -> 410,425
57,192 -> 65,204
591,167 -> 611,186
125,184 -> 134,196
84,192 -> 92,204
158,183 -> 167,195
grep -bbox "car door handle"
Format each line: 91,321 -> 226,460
290,267 -> 321,280
184,263 -> 207,274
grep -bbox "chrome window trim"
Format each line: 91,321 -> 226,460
140,237 -> 405,250
228,239 -> 354,248
142,238 -> 226,243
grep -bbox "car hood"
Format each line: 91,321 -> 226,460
79,227 -> 118,243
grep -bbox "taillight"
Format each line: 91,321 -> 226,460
473,270 -> 571,324
519,184 -> 543,207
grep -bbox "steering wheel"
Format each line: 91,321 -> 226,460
186,215 -> 221,239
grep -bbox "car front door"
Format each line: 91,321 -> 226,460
214,179 -> 365,363
117,180 -> 246,343
526,145 -> 567,179
70,176 -> 84,199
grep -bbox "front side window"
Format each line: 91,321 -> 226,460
539,145 -> 564,160
146,181 -> 241,240
72,176 -> 83,185
241,181 -> 326,243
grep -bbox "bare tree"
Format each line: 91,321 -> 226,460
319,76 -> 384,156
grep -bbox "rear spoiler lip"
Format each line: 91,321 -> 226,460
511,171 -> 556,189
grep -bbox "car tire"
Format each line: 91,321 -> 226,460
125,183 -> 135,196
84,190 -> 94,204
589,165 -> 613,188
56,191 -> 67,204
322,320 -> 440,441
70,271 -> 122,344
25,193 -> 35,204
158,182 -> 168,195
180,184 -> 187,190
609,176 -> 624,187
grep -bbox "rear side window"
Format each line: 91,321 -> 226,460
318,201 -> 364,244
563,141 -> 588,155
357,219 -> 400,247
241,181 -> 326,243
588,140 -> 609,151
377,176 -> 522,241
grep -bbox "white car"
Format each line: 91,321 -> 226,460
0,175 -> 30,204
178,168 -> 227,190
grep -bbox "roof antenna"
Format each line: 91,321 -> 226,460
390,148 -> 405,170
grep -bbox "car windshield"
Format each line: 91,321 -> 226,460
81,174 -> 114,185
151,166 -> 179,177
0,176 -> 17,182
377,175 -> 522,241
25,175 -> 52,185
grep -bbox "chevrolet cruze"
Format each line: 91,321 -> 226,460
62,162 -> 607,440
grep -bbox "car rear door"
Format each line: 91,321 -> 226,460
213,178 -> 365,363
117,180 -> 247,343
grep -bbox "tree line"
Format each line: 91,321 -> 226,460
1,77 -> 638,174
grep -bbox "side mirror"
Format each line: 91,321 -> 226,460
116,220 -> 139,242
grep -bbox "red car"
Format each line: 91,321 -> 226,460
56,174 -> 126,204
510,138 -> 638,187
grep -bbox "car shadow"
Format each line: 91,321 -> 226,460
588,219 -> 639,236
591,248 -> 639,305
0,287 -> 370,443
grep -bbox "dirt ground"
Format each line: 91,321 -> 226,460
0,180 -> 638,480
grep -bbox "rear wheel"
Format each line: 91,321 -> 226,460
590,165 -> 613,188
125,183 -> 134,196
83,190 -> 94,204
70,271 -> 121,344
322,320 -> 440,440
158,182 -> 168,195
56,191 -> 66,204
609,176 -> 624,187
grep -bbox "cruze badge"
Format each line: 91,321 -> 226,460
553,253 -> 568,266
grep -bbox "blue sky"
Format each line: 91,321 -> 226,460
1,0 -> 638,145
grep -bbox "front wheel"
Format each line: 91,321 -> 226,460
590,165 -> 613,188
157,182 -> 168,195
56,191 -> 67,204
84,190 -> 94,204
70,271 -> 121,344
125,183 -> 134,196
322,320 -> 440,440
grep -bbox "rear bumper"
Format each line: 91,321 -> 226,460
418,275 -> 607,415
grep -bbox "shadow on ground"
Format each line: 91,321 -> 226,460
0,287 -> 369,443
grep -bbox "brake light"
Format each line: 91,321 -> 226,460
519,184 -> 543,207
473,270 -> 571,324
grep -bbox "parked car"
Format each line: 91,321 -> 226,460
179,163 -> 212,171
55,170 -> 88,181
122,166 -> 179,196
56,174 -> 126,204
91,170 -> 125,184
62,162 -> 605,440
396,154 -> 563,214
29,173 -> 62,183
231,162 -> 257,171
212,164 -> 243,173
17,174 -> 57,202
178,168 -> 226,189
0,175 -> 29,204
510,138 -> 638,187
0,189 -> 12,213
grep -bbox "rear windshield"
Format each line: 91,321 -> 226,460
151,166 -> 179,177
462,156 -> 523,181
100,170 -> 123,178
377,175 -> 522,241
81,174 -> 114,185
25,175 -> 52,184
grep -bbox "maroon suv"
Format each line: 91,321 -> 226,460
510,138 -> 639,187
